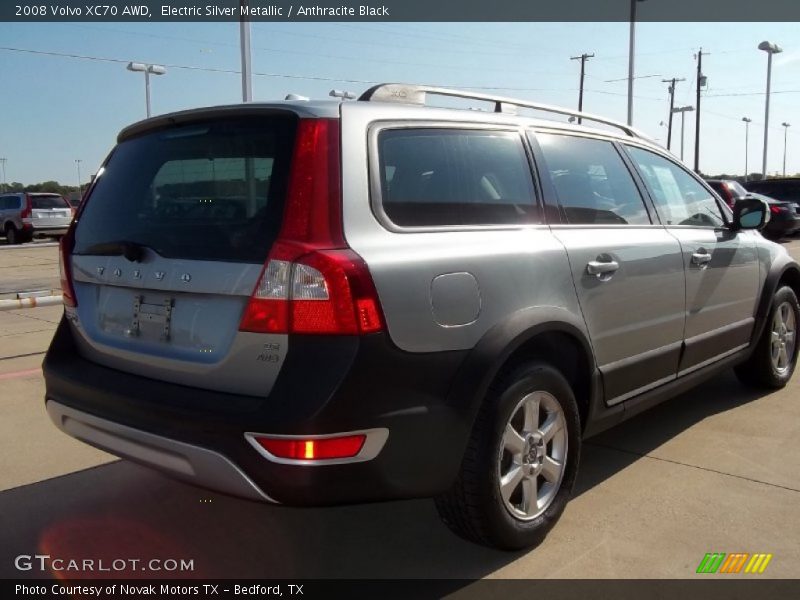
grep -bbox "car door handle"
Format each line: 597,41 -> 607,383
587,259 -> 620,276
691,251 -> 712,266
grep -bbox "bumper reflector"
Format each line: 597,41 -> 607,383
254,434 -> 366,460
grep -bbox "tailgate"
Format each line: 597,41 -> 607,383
68,113 -> 298,396
29,195 -> 72,228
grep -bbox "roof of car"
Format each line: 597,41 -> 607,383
746,177 -> 800,184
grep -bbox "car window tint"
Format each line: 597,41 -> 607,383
626,146 -> 725,228
377,129 -> 538,227
533,133 -> 650,225
73,116 -> 296,263
30,195 -> 69,209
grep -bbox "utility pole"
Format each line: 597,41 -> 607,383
239,0 -> 253,102
662,77 -> 685,151
694,49 -> 707,174
571,52 -> 594,124
0,158 -> 6,192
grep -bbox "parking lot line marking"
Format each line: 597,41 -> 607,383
586,441 -> 800,494
0,351 -> 46,362
0,367 -> 42,381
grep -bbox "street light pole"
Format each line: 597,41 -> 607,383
758,41 -> 783,179
782,122 -> 791,176
75,159 -> 82,194
742,117 -> 752,181
672,106 -> 694,162
627,0 -> 646,126
126,62 -> 167,118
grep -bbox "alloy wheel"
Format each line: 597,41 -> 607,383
497,391 -> 568,521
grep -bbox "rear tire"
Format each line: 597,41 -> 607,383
5,225 -> 20,245
735,285 -> 799,389
435,361 -> 581,550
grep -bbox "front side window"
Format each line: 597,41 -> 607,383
377,128 -> 538,227
533,133 -> 650,225
626,146 -> 725,228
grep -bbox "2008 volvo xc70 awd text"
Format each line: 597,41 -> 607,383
44,84 -> 800,550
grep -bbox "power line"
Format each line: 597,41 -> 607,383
0,46 -> 572,92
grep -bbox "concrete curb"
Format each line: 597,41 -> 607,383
0,242 -> 59,249
0,295 -> 63,311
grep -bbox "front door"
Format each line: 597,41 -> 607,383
624,145 -> 760,374
531,132 -> 686,405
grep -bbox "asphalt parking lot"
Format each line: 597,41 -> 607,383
0,239 -> 798,580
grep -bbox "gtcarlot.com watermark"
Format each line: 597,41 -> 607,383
14,554 -> 194,573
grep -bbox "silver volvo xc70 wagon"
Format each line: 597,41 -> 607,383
44,84 -> 800,549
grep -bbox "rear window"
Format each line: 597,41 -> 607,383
74,116 -> 297,263
376,128 -> 538,227
31,195 -> 69,209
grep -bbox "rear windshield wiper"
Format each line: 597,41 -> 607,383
79,240 -> 152,263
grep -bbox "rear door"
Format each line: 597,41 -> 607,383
69,114 -> 298,396
530,132 -> 686,405
29,194 -> 73,229
624,145 -> 760,374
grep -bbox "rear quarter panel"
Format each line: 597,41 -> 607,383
339,103 -> 584,354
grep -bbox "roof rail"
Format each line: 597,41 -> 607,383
359,83 -> 647,140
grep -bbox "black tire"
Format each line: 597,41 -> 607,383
735,285 -> 799,389
435,361 -> 581,550
5,225 -> 20,245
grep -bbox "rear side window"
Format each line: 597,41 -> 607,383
376,128 -> 538,227
30,195 -> 69,209
533,133 -> 650,225
74,116 -> 297,263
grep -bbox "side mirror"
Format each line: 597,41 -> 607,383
732,197 -> 768,230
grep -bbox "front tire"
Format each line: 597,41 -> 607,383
435,361 -> 581,550
735,285 -> 799,389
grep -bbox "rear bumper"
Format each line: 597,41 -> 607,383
43,317 -> 471,505
47,400 -> 276,502
764,215 -> 800,237
32,226 -> 69,235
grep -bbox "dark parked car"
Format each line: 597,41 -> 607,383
706,179 -> 800,240
706,179 -> 749,208
744,177 -> 800,210
748,192 -> 800,240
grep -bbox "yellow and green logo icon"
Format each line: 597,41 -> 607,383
696,553 -> 773,574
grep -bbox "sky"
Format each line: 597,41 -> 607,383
1,20 -> 799,185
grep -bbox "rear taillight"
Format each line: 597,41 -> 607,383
240,248 -> 383,335
770,205 -> 786,214
59,226 -> 77,307
239,119 -> 384,336
20,195 -> 32,221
